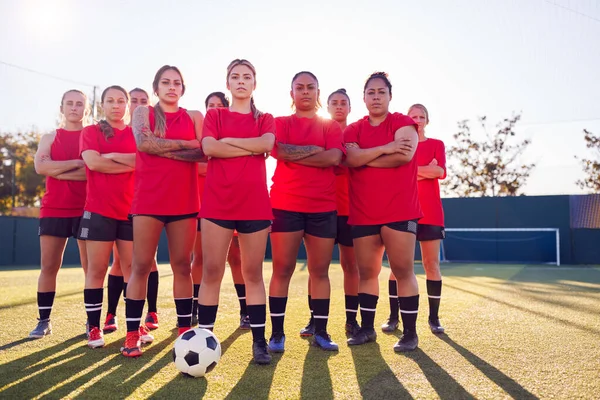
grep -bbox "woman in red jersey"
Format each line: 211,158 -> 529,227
103,88 -> 161,334
122,65 -> 204,357
29,90 -> 89,339
384,104 -> 447,334
268,71 -> 344,352
198,59 -> 274,365
300,88 -> 360,337
344,72 -> 422,352
190,91 -> 250,330
78,86 -> 137,348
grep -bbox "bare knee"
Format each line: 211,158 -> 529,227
340,259 -> 357,275
200,262 -> 224,285
391,265 -> 414,281
358,265 -> 380,281
308,264 -> 329,281
272,262 -> 295,282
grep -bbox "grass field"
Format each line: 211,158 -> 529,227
1,262 -> 599,399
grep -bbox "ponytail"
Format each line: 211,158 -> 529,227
250,97 -> 263,120
154,103 -> 167,138
98,120 -> 114,141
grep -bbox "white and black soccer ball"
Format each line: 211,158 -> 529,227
173,328 -> 221,378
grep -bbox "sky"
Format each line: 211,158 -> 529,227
1,0 -> 599,196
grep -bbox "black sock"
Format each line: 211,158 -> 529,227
147,271 -> 159,313
345,295 -> 359,324
125,298 -> 145,332
175,298 -> 193,328
106,275 -> 123,315
247,304 -> 266,342
37,292 -> 55,321
427,280 -> 442,320
234,284 -> 247,316
399,295 -> 420,334
192,284 -> 200,320
122,282 -> 128,301
388,280 -> 399,320
197,304 -> 218,330
358,293 -> 378,330
269,296 -> 287,334
84,288 -> 103,329
312,298 -> 330,334
308,295 -> 314,322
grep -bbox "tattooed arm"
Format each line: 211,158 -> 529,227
34,133 -> 84,176
274,143 -> 325,161
158,110 -> 206,162
133,106 -> 200,155
55,168 -> 87,181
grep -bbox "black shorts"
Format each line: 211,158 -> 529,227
271,209 -> 337,239
417,224 -> 445,242
335,216 -> 353,247
39,217 -> 81,239
352,219 -> 419,240
130,213 -> 198,225
204,218 -> 271,234
79,211 -> 133,242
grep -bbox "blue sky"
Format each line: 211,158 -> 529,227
1,0 -> 599,196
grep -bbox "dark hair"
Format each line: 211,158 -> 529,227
327,88 -> 351,106
363,71 -> 392,96
98,85 -> 129,141
129,87 -> 149,98
204,91 -> 230,109
152,65 -> 186,137
226,59 -> 262,119
291,71 -> 322,109
408,103 -> 429,122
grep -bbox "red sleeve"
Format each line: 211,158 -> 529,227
392,113 -> 418,132
343,123 -> 359,144
325,120 -> 346,154
436,140 -> 447,180
202,109 -> 220,140
79,125 -> 101,157
259,113 -> 275,136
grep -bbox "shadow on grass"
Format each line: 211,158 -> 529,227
349,341 -> 412,400
439,335 -> 538,400
219,328 -> 247,357
0,338 -> 31,351
300,342 -> 336,400
405,348 -> 475,400
223,351 -> 283,400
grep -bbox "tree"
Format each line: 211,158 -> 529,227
0,130 -> 45,214
442,113 -> 535,197
575,129 -> 600,193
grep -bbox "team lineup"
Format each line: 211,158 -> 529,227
29,59 -> 447,368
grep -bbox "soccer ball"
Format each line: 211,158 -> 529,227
173,328 -> 221,377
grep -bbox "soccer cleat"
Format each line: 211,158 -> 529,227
252,339 -> 272,365
347,328 -> 377,346
393,331 -> 419,352
299,318 -> 315,337
138,325 -> 154,344
239,314 -> 251,330
103,313 -> 118,333
313,331 -> 339,351
428,318 -> 445,334
144,312 -> 159,330
121,331 -> 142,357
87,327 -> 105,348
268,332 -> 286,353
381,318 -> 399,333
345,321 -> 361,336
29,319 -> 52,339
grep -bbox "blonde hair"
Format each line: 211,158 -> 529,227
58,89 -> 90,128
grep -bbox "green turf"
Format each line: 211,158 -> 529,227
0,262 -> 599,399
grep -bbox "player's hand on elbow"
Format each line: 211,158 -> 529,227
429,158 -> 438,166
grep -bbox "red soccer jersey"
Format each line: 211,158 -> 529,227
416,138 -> 446,226
40,129 -> 87,218
80,124 -> 136,220
270,115 -> 345,213
200,108 -> 274,221
131,107 -> 199,216
344,112 -> 422,225
335,166 -> 350,217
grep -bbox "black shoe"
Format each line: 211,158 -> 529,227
299,318 -> 315,337
381,318 -> 399,333
252,339 -> 272,365
393,331 -> 418,352
428,318 -> 445,334
239,314 -> 251,330
345,321 -> 361,336
347,327 -> 377,346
